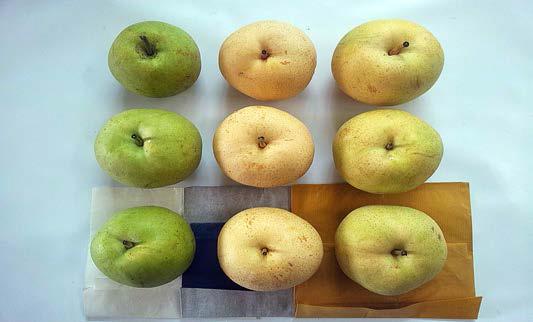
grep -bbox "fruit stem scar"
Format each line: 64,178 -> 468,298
139,35 -> 156,56
260,49 -> 270,60
122,240 -> 136,249
131,134 -> 144,147
261,247 -> 269,256
391,249 -> 408,256
258,136 -> 267,148
388,41 -> 409,56
385,142 -> 394,150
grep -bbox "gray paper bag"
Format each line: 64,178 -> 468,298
181,185 -> 293,317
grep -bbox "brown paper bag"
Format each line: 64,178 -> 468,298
291,182 -> 482,319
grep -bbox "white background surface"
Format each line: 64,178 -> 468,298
1,0 -> 531,321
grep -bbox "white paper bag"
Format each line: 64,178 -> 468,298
83,187 -> 184,319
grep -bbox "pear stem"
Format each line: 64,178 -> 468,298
388,41 -> 409,56
385,142 -> 394,150
391,249 -> 408,256
260,49 -> 269,60
139,35 -> 156,56
261,247 -> 269,256
131,134 -> 144,147
258,136 -> 267,148
123,240 -> 136,249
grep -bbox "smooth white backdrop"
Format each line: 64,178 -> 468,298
1,0 -> 531,321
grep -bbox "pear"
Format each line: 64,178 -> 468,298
332,19 -> 444,105
218,207 -> 323,291
333,109 -> 443,194
91,206 -> 196,288
335,205 -> 447,296
219,20 -> 316,100
213,105 -> 314,187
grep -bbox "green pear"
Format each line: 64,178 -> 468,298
335,205 -> 447,296
90,206 -> 196,288
108,21 -> 201,97
333,109 -> 443,194
94,108 -> 202,188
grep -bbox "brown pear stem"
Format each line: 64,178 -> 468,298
261,247 -> 269,256
139,35 -> 156,56
123,240 -> 136,249
385,142 -> 394,150
258,136 -> 267,148
391,249 -> 408,256
388,41 -> 409,56
131,134 -> 144,147
260,49 -> 269,60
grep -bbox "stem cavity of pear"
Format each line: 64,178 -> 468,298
131,134 -> 144,147
385,142 -> 394,150
123,240 -> 136,249
261,247 -> 269,256
260,49 -> 270,60
258,136 -> 267,149
388,41 -> 409,56
391,249 -> 408,256
139,35 -> 156,57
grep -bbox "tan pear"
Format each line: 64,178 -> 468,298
332,19 -> 444,105
333,109 -> 443,194
218,207 -> 323,291
213,105 -> 314,187
335,205 -> 447,296
219,20 -> 316,100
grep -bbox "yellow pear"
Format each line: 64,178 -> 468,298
333,109 -> 443,194
218,207 -> 323,291
335,205 -> 447,296
219,20 -> 316,100
332,19 -> 444,105
213,105 -> 314,187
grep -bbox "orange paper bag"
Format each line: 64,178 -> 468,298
291,182 -> 482,319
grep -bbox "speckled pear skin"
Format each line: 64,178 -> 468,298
108,21 -> 201,98
218,207 -> 323,291
219,20 -> 316,101
90,206 -> 196,288
332,19 -> 444,106
333,109 -> 443,194
335,205 -> 447,296
94,108 -> 202,188
213,105 -> 314,187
